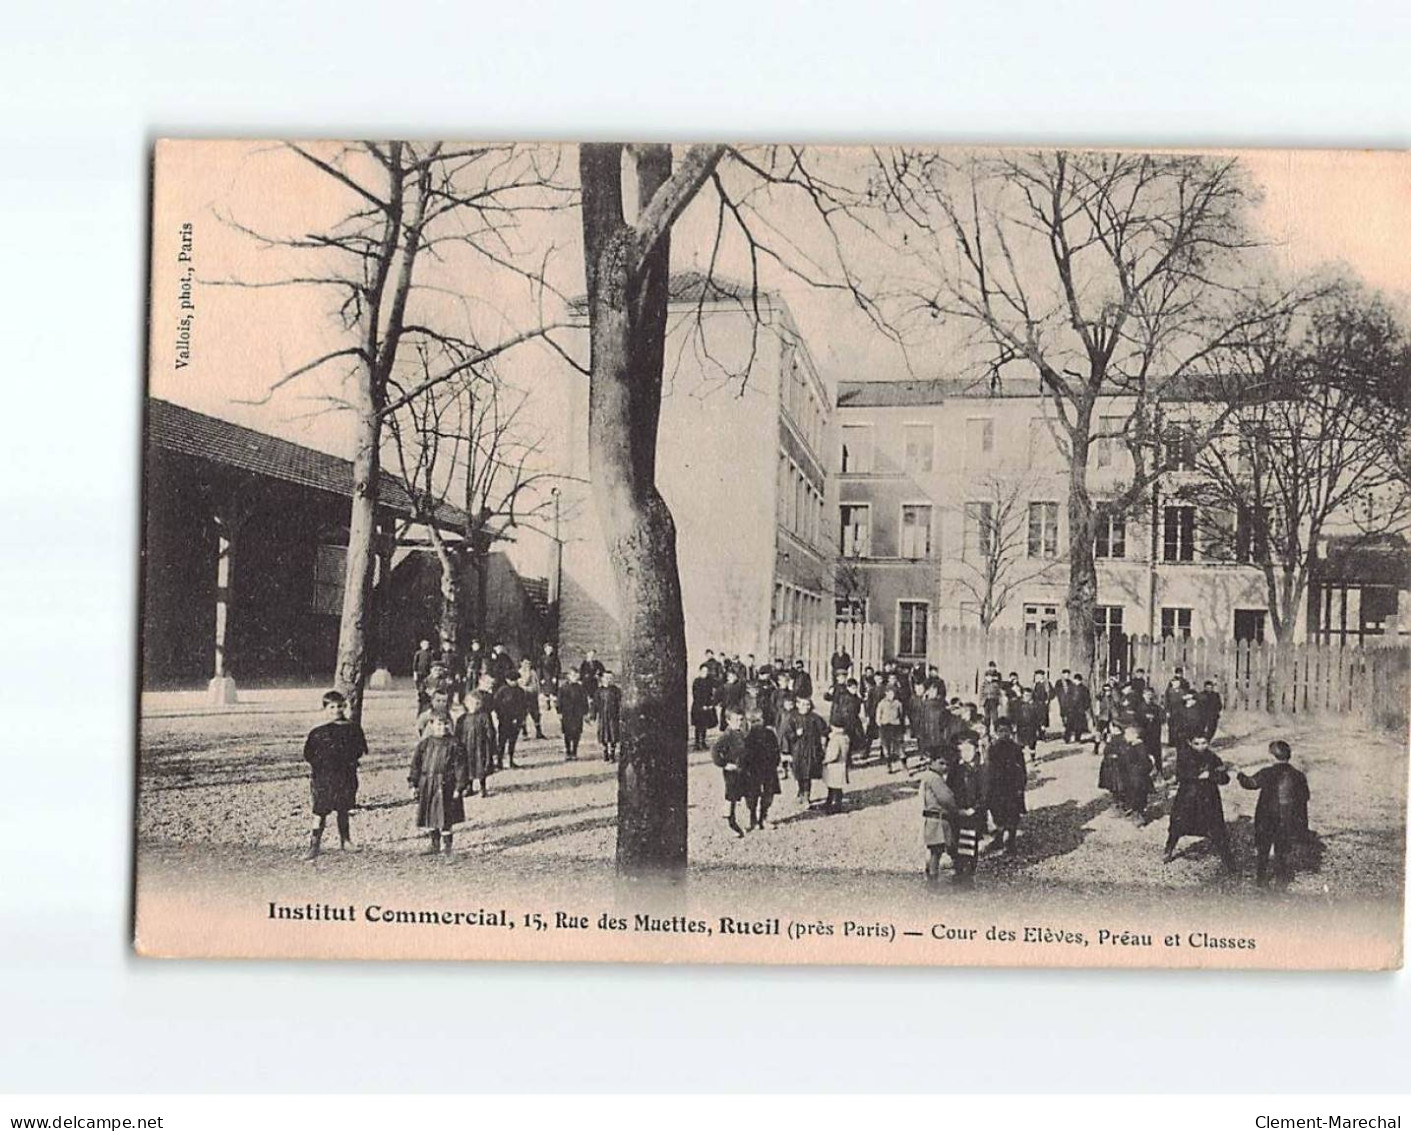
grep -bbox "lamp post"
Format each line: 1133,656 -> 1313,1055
549,487 -> 563,646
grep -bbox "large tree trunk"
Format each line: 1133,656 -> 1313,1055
580,143 -> 690,877
426,525 -> 462,652
336,391 -> 381,722
1065,425 -> 1098,677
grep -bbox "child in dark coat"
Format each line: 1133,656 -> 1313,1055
1238,739 -> 1311,886
784,697 -> 829,805
454,691 -> 497,798
712,710 -> 748,837
597,671 -> 623,762
408,714 -> 468,855
691,663 -> 719,751
493,676 -> 527,770
985,719 -> 1027,853
1014,688 -> 1041,760
946,734 -> 986,885
741,711 -> 782,830
1117,722 -> 1154,823
1199,680 -> 1224,741
302,690 -> 367,860
557,670 -> 589,761
1164,735 -> 1235,871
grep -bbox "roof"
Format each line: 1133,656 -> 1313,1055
837,373 -> 1256,409
146,398 -> 468,528
837,378 -> 1020,407
1314,534 -> 1411,588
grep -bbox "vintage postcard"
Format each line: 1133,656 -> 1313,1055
136,141 -> 1409,968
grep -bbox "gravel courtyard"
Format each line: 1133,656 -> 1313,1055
137,684 -> 1407,902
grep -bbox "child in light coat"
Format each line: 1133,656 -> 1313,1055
822,724 -> 850,814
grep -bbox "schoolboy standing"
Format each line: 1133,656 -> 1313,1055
597,671 -> 623,762
557,669 -> 589,761
1237,740 -> 1311,886
301,690 -> 367,860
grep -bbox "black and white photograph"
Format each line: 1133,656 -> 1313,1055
133,141 -> 1410,969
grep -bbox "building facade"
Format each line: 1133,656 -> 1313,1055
833,378 -> 1280,662
556,278 -> 834,671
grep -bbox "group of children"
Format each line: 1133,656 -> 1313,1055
696,652 -> 1311,889
302,645 -> 1310,887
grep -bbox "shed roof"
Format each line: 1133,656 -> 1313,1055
146,398 -> 467,528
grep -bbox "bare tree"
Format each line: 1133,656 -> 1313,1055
577,143 -> 897,873
833,556 -> 870,625
212,142 -> 572,719
951,474 -> 1066,631
386,344 -> 563,654
872,149 -> 1274,672
1186,281 -> 1411,640
579,143 -> 723,875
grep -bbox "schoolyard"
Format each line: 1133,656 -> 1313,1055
136,684 -> 1407,903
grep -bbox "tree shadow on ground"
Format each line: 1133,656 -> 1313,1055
990,796 -> 1112,870
466,799 -> 616,833
771,778 -> 917,827
1033,744 -> 1086,766
141,750 -> 406,792
486,813 -> 618,850
485,764 -> 620,797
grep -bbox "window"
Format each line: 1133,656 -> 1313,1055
1234,609 -> 1267,643
311,544 -> 346,615
1027,501 -> 1059,558
1095,605 -> 1124,637
1235,506 -> 1271,564
903,423 -> 934,472
835,597 -> 868,625
1095,512 -> 1127,559
1024,602 -> 1059,635
1096,415 -> 1126,468
1163,505 -> 1196,562
965,501 -> 995,560
1163,423 -> 1196,471
1161,607 -> 1193,640
900,504 -> 933,559
840,504 -> 871,557
840,424 -> 874,473
965,417 -> 995,463
898,600 -> 929,657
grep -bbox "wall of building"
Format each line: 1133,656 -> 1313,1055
380,549 -> 548,672
557,298 -> 834,672
141,450 -> 353,687
836,391 -> 1275,657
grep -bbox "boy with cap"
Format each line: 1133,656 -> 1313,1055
1238,740 -> 1311,886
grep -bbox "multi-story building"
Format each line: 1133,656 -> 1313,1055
555,276 -> 834,670
833,378 -> 1280,662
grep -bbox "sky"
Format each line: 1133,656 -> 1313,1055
146,142 -> 1411,571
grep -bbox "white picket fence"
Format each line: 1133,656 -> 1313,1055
769,621 -> 884,690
